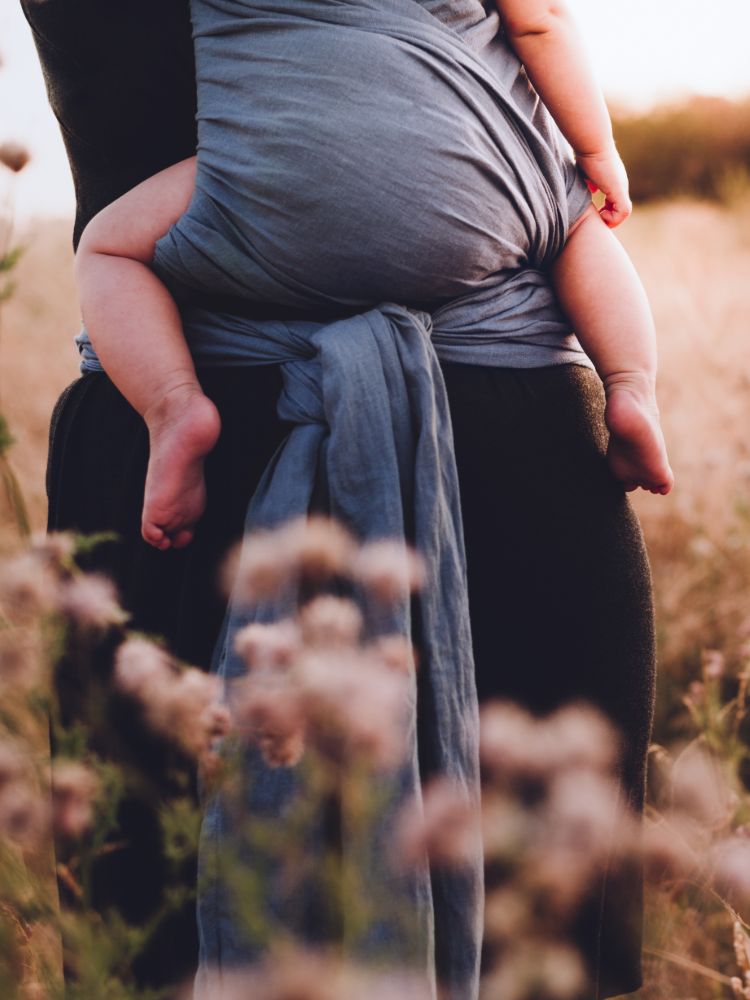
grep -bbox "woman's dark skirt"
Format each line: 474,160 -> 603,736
46,361 -> 655,998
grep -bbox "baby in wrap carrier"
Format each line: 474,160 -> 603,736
75,0 -> 673,550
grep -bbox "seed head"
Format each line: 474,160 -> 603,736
298,595 -> 362,648
57,574 -> 127,629
51,760 -> 100,839
0,142 -> 30,173
352,540 -> 425,603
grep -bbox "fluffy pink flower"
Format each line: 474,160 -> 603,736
0,551 -> 58,618
670,746 -> 733,826
351,540 -> 425,604
480,702 -> 553,782
57,574 -> 127,629
115,636 -> 175,700
51,760 -> 100,839
115,638 -> 226,759
298,596 -> 362,649
228,517 -> 358,603
230,674 -> 306,768
234,620 -> 300,671
365,634 -> 417,674
394,776 -> 480,869
298,649 -> 411,770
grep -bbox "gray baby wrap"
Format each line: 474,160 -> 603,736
79,0 -> 593,996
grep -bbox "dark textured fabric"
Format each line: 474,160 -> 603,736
47,364 -> 654,997
20,0 -> 198,250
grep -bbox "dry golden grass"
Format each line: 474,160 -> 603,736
3,198 -> 750,679
2,199 -> 750,998
0,217 -> 80,544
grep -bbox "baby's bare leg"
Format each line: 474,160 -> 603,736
552,206 -> 673,495
75,158 -> 221,549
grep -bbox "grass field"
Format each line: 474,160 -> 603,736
2,199 -> 750,996
4,199 -> 749,676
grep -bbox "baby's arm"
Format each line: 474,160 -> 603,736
497,0 -> 630,227
76,157 -> 221,549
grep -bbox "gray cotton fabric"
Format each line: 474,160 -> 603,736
77,1 -> 595,997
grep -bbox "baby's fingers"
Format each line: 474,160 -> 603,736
598,195 -> 632,229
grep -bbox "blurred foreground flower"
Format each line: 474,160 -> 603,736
393,775 -> 480,869
115,637 -> 231,759
0,142 -> 30,174
0,740 -> 47,849
190,946 -> 432,1000
51,760 -> 100,840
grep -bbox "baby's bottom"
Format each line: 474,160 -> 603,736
551,208 -> 673,495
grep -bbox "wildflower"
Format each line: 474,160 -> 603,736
0,744 -> 47,847
57,573 -> 128,629
702,648 -> 725,680
189,948 -> 432,1000
234,620 -> 300,671
480,941 -> 588,1000
115,638 -> 226,759
115,636 -> 174,700
0,142 -> 30,173
483,885 -> 530,944
544,702 -> 619,775
298,595 -> 362,648
351,539 -> 425,603
480,702 -> 554,782
480,792 -> 528,861
163,669 -> 226,758
394,777 -> 480,869
641,816 -> 700,881
29,531 -> 76,568
0,741 -> 25,789
0,551 -> 58,618
299,648 -> 411,769
543,768 -> 625,857
51,761 -> 100,839
365,633 -> 416,674
712,837 -> 750,906
670,746 -> 732,826
0,637 -> 36,689
683,680 -> 706,707
223,533 -> 289,602
731,921 -> 750,1000
284,516 -> 358,582
0,782 -> 47,848
231,674 -> 306,768
229,517 -> 357,603
528,769 -> 627,914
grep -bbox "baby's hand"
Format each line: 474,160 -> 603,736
576,148 -> 632,228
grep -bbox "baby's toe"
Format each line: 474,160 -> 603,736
142,521 -> 166,547
171,528 -> 195,549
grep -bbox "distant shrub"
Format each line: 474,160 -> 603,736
613,96 -> 750,204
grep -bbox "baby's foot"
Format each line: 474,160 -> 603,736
604,372 -> 674,495
142,384 -> 221,550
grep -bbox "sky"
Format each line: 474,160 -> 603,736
2,0 -> 750,221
